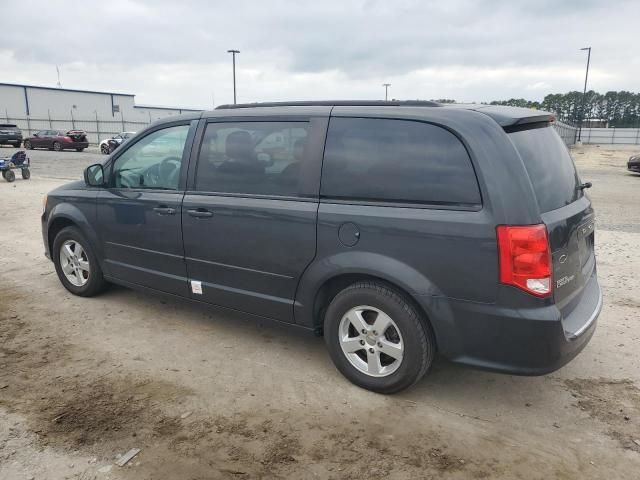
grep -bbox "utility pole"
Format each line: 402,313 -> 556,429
227,49 -> 240,104
577,47 -> 591,142
56,65 -> 61,87
383,83 -> 391,101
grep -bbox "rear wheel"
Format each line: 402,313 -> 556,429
13,141 -> 21,148
53,141 -> 62,151
100,144 -> 109,154
3,169 -> 15,182
24,140 -> 33,150
324,281 -> 436,393
52,226 -> 107,296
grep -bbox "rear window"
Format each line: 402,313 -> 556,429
321,117 -> 481,206
508,125 -> 582,212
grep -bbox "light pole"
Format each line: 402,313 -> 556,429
577,47 -> 591,142
227,49 -> 240,104
383,83 -> 391,101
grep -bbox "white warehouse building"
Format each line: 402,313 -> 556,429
0,82 -> 203,144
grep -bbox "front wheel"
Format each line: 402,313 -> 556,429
21,168 -> 30,180
324,281 -> 436,393
52,226 -> 107,296
100,144 -> 109,154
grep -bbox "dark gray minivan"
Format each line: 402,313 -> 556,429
41,101 -> 602,393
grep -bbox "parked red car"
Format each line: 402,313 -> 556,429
24,129 -> 89,152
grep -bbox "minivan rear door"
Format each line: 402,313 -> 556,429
508,125 -> 596,328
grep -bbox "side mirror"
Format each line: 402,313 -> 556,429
84,163 -> 105,187
33,133 -> 39,137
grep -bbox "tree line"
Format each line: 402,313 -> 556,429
486,91 -> 640,127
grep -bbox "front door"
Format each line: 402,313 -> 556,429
182,118 -> 325,322
97,123 -> 194,296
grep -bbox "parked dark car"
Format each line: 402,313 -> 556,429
41,101 -> 602,393
628,154 -> 640,173
24,129 -> 89,152
0,123 -> 23,147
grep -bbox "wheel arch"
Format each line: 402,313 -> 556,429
47,204 -> 102,268
294,252 -> 448,346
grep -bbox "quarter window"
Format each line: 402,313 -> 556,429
111,125 -> 189,190
321,118 -> 481,206
196,122 -> 310,196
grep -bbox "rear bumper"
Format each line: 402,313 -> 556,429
433,271 -> 602,375
628,162 -> 640,173
0,135 -> 22,144
63,141 -> 89,150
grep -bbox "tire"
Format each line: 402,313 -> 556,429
21,168 -> 30,180
14,141 -> 21,148
52,226 -> 107,297
324,281 -> 436,394
100,144 -> 109,154
24,140 -> 33,150
3,169 -> 15,182
53,141 -> 62,152
76,148 -> 85,152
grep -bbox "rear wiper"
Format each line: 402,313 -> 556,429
578,182 -> 592,190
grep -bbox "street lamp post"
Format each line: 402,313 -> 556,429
577,47 -> 591,142
227,49 -> 240,104
383,83 -> 391,101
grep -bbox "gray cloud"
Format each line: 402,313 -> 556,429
0,0 -> 638,106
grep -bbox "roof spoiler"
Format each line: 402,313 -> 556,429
471,105 -> 553,127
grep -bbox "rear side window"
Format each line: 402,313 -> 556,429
196,122 -> 310,196
508,126 -> 582,212
321,117 -> 481,206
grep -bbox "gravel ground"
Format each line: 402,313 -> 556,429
0,144 -> 639,479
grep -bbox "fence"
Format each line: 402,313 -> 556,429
579,127 -> 640,145
1,114 -> 152,146
552,120 -> 578,146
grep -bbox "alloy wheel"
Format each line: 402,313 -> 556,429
338,305 -> 404,377
59,240 -> 90,287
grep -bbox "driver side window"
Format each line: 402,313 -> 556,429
111,125 -> 189,190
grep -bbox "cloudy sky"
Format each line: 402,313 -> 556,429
1,0 -> 638,109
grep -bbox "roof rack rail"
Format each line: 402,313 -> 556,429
215,100 -> 441,110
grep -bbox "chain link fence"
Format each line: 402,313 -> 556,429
552,120 -> 578,147
2,114 -> 152,146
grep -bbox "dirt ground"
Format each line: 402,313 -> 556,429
1,144 -> 639,479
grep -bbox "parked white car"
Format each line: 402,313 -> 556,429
99,132 -> 136,154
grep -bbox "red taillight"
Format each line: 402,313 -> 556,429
496,224 -> 552,297
63,136 -> 72,142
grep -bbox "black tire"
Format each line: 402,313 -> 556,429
21,168 -> 30,180
76,148 -> 84,152
324,281 -> 436,394
52,226 -> 107,297
3,169 -> 15,182
24,140 -> 33,150
14,141 -> 21,148
53,141 -> 62,152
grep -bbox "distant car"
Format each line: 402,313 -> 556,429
24,130 -> 89,152
0,123 -> 23,147
628,154 -> 640,174
100,132 -> 136,154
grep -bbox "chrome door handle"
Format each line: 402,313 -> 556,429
153,206 -> 176,215
187,208 -> 213,218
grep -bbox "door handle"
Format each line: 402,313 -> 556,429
187,208 -> 213,218
153,206 -> 176,215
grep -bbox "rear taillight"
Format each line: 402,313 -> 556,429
63,136 -> 72,142
496,224 -> 552,297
